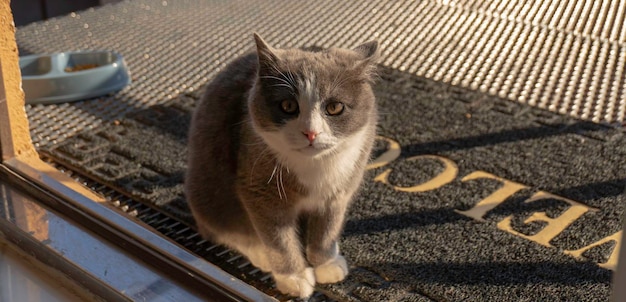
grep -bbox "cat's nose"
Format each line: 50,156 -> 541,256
302,130 -> 318,144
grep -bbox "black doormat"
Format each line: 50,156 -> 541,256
41,66 -> 625,301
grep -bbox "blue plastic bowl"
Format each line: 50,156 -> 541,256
20,51 -> 131,104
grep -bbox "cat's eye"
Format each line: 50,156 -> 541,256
281,99 -> 299,114
326,102 -> 345,116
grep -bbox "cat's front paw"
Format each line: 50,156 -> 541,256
273,267 -> 315,298
314,254 -> 348,284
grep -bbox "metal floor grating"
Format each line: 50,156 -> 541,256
40,157 -> 337,301
17,0 -> 626,150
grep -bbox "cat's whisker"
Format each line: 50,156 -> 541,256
278,164 -> 288,202
332,76 -> 358,95
331,73 -> 361,95
231,119 -> 253,127
269,83 -> 295,90
260,75 -> 294,89
330,67 -> 347,94
284,64 -> 297,88
260,74 -> 288,83
265,60 -> 297,89
276,165 -> 284,200
266,60 -> 283,75
251,146 -> 270,181
268,163 -> 278,184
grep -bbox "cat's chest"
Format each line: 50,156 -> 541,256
289,147 -> 364,212
293,167 -> 350,213
296,161 -> 350,192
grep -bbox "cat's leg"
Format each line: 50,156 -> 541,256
243,204 -> 315,298
309,241 -> 348,284
237,243 -> 272,273
264,225 -> 315,298
273,267 -> 315,298
210,233 -> 273,272
305,194 -> 350,284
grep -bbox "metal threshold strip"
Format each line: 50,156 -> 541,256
0,159 -> 275,302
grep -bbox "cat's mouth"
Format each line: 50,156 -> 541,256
296,144 -> 333,156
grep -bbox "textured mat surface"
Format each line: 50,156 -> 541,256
42,66 -> 626,301
18,0 -> 626,151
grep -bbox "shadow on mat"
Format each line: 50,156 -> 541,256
344,207 -> 471,236
368,260 -> 612,285
399,122 -> 614,156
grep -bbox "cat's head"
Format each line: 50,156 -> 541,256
248,33 -> 379,161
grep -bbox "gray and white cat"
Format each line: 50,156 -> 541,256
185,33 -> 378,298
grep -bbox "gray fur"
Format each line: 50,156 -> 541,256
185,33 -> 378,298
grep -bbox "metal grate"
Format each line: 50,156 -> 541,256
41,157 -> 337,301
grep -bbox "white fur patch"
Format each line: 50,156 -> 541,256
300,71 -> 317,110
273,267 -> 316,298
314,254 -> 348,284
291,125 -> 370,212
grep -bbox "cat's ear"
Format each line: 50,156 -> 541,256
352,40 -> 379,62
253,33 -> 279,69
352,41 -> 379,81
